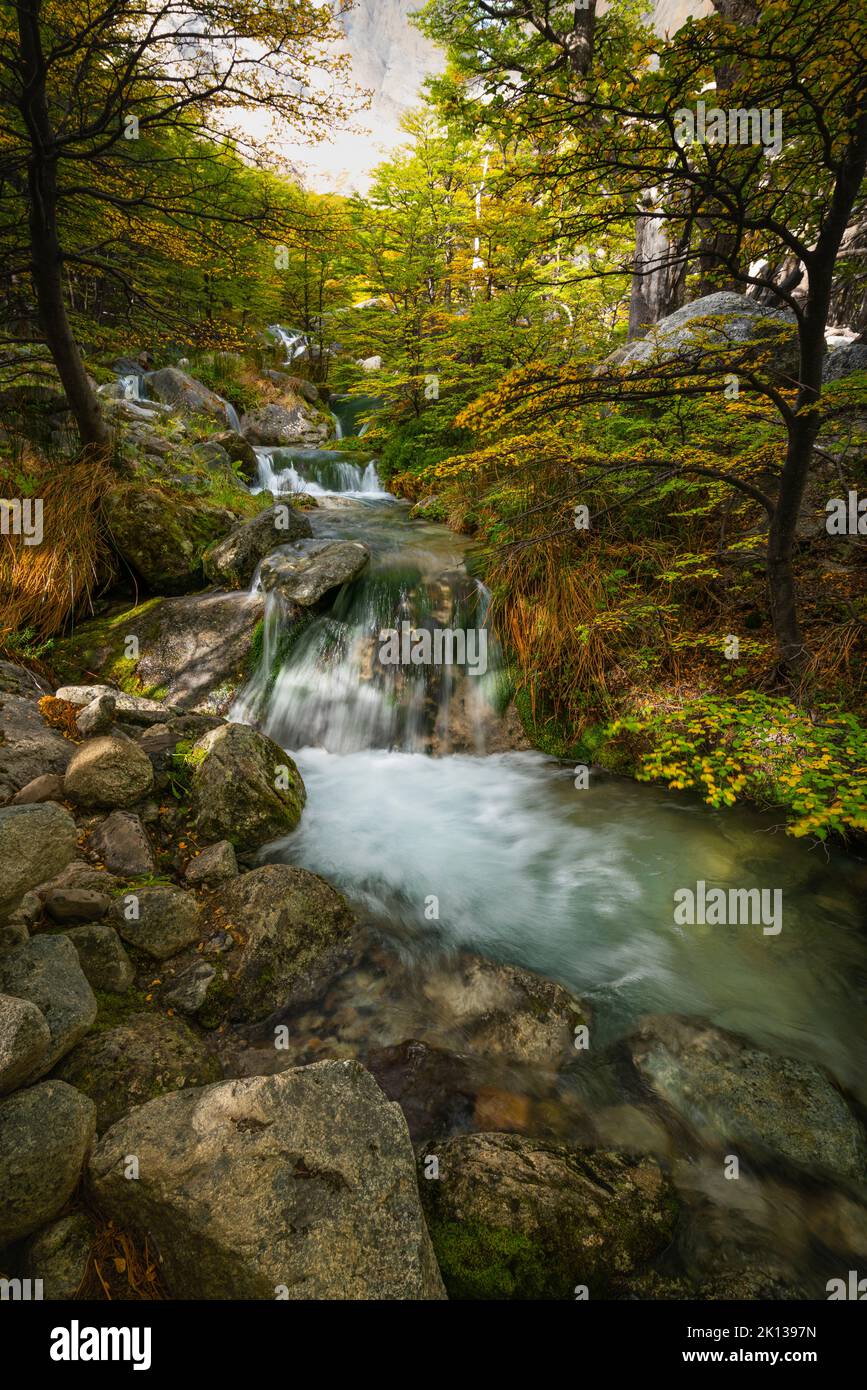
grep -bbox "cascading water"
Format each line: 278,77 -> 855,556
230,385 -> 867,1297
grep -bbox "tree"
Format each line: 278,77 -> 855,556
0,0 -> 354,447
418,0 -> 867,674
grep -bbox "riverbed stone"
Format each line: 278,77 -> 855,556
11,773 -> 66,805
0,935 -> 97,1080
0,666 -> 73,801
63,736 -> 154,809
42,887 -> 111,923
629,1014 -> 867,1183
89,810 -> 156,877
75,692 -> 117,737
184,839 -> 238,887
109,885 -> 201,961
202,503 -> 312,590
420,1133 -> 677,1300
0,803 -> 78,917
0,993 -> 51,1093
53,1012 -> 220,1133
188,723 -> 306,851
0,1081 -> 96,1243
88,1060 -> 446,1299
203,864 -> 357,1024
240,399 -> 331,448
259,538 -> 370,606
64,924 -> 135,994
21,1212 -> 95,1299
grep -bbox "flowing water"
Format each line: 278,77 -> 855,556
232,395 -> 867,1295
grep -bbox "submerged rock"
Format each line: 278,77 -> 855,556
53,1012 -> 220,1133
188,723 -> 306,851
89,1061 -> 446,1299
420,1133 -> 677,1300
0,1081 -> 96,1244
259,538 -> 370,606
629,1015 -> 867,1183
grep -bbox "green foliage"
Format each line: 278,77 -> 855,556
609,695 -> 867,839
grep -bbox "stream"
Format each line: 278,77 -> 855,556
231,396 -> 867,1296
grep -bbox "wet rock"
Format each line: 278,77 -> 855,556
75,693 -> 116,737
259,538 -> 370,607
54,1012 -> 220,1133
89,1060 -> 446,1299
188,723 -> 306,852
629,1015 -> 867,1184
109,885 -> 201,961
89,810 -> 156,877
0,803 -> 78,917
0,936 -> 97,1081
421,953 -> 587,1067
64,924 -> 135,994
367,1039 -> 476,1141
63,736 -> 154,809
11,773 -> 66,805
202,503 -> 312,590
204,864 -> 356,1024
420,1133 -> 677,1300
42,887 -> 111,923
21,1212 -> 95,1300
0,1081 -> 96,1243
0,993 -> 51,1093
184,839 -> 238,888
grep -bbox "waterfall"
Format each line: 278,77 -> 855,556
253,448 -> 387,499
219,397 -> 242,432
267,324 -> 309,365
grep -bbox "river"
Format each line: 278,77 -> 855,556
231,394 -> 867,1296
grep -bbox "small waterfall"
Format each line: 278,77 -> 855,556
254,448 -> 387,499
234,566 -> 505,757
267,324 -> 309,364
219,397 -> 241,432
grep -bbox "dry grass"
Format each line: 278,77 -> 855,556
0,447 -> 115,656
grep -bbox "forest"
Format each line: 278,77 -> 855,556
0,0 -> 866,1319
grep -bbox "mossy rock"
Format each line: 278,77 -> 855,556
188,723 -> 305,851
420,1133 -> 678,1300
103,483 -> 236,593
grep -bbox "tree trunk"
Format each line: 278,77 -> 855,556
17,0 -> 109,450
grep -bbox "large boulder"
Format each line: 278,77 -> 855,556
420,1133 -> 677,1300
0,1081 -> 96,1244
109,884 -> 201,961
419,954 -> 587,1067
202,504 -> 313,591
89,1061 -> 446,1299
822,342 -> 867,382
53,592 -> 265,717
203,864 -> 357,1024
144,366 -> 235,425
629,1015 -> 867,1183
188,723 -> 306,851
259,539 -> 370,607
0,935 -> 97,1080
211,430 -> 260,483
0,993 -> 51,1093
63,736 -> 154,809
616,292 -> 799,377
21,1212 -> 95,1300
240,400 -> 331,448
0,803 -> 78,917
53,1012 -> 220,1133
103,484 -> 236,593
0,663 -> 73,801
